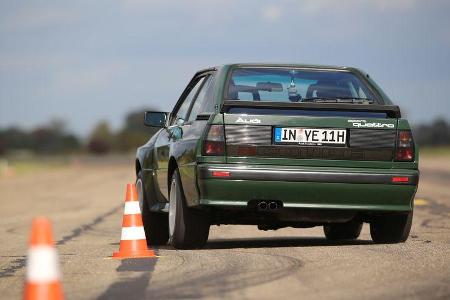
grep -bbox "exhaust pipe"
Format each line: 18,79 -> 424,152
257,201 -> 268,211
268,201 -> 278,210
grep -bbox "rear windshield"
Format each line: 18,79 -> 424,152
226,67 -> 378,104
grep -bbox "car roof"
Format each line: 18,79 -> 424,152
207,63 -> 361,71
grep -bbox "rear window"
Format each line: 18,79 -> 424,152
226,67 -> 378,104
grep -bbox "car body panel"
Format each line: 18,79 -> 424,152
197,163 -> 418,211
199,179 -> 416,212
136,132 -> 168,209
140,68 -> 218,208
175,120 -> 208,206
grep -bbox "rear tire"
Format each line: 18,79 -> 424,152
169,169 -> 210,249
324,221 -> 363,240
137,171 -> 169,245
370,212 -> 413,244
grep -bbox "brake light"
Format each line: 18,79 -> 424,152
395,130 -> 414,162
203,125 -> 225,156
396,148 -> 414,161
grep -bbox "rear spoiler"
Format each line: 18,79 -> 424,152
221,101 -> 401,118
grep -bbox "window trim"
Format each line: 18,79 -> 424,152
170,70 -> 215,125
186,74 -> 215,123
170,75 -> 207,125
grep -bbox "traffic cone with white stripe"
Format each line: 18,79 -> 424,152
112,183 -> 155,258
24,217 -> 64,300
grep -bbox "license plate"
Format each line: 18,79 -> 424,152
274,128 -> 347,146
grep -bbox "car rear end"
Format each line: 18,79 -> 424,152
196,65 -> 419,241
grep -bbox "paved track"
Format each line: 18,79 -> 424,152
0,156 -> 449,299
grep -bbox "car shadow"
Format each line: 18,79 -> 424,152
203,236 -> 373,250
158,236 -> 373,251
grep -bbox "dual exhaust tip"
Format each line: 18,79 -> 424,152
257,201 -> 280,211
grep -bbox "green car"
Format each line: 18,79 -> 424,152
136,63 -> 419,249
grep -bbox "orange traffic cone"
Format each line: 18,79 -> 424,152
112,183 -> 155,258
24,217 -> 64,300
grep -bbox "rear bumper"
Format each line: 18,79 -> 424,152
197,164 -> 419,212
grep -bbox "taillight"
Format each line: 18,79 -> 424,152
203,125 -> 225,156
395,130 -> 414,161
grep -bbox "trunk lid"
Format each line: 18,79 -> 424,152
222,103 -> 400,169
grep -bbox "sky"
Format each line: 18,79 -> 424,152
1,0 -> 450,136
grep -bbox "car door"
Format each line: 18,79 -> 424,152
154,74 -> 209,200
175,74 -> 216,206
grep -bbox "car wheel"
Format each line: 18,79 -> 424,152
370,211 -> 413,244
323,221 -> 363,240
136,171 -> 169,245
169,169 -> 210,249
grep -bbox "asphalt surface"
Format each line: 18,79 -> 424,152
0,156 -> 449,299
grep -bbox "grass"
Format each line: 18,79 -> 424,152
0,156 -> 70,177
10,160 -> 67,174
0,153 -> 133,178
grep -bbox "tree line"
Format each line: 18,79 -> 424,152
413,118 -> 450,146
0,119 -> 80,156
0,114 -> 449,156
86,110 -> 159,154
0,109 -> 159,156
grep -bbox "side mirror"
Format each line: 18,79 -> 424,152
144,111 -> 168,127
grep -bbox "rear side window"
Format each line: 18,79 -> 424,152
188,75 -> 215,122
172,76 -> 206,125
226,68 -> 378,104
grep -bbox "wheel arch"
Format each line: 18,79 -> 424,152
135,159 -> 142,176
167,156 -> 178,194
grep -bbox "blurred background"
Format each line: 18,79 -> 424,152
1,3 -> 450,299
1,0 -> 450,173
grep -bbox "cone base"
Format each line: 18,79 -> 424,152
24,282 -> 63,300
112,249 -> 156,259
